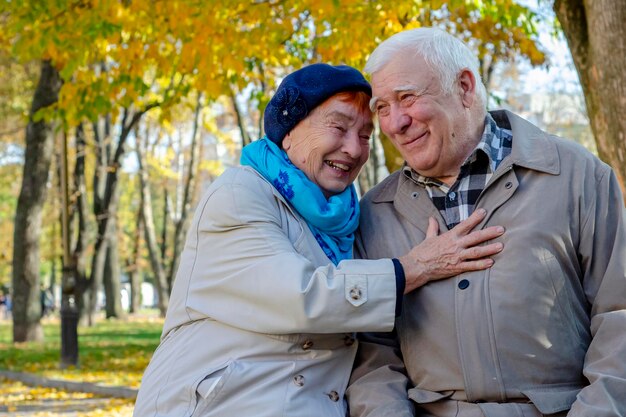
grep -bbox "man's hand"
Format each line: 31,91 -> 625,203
399,208 -> 504,294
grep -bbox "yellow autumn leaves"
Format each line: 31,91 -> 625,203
0,318 -> 162,416
2,0 -> 545,129
0,380 -> 134,417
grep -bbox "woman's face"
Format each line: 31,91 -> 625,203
282,94 -> 373,198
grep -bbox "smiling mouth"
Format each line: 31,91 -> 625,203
325,160 -> 351,172
405,131 -> 428,146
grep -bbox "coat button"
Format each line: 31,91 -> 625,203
302,340 -> 313,350
293,374 -> 305,387
328,391 -> 340,402
344,335 -> 355,346
349,287 -> 362,300
411,191 -> 419,199
505,181 -> 513,189
458,279 -> 470,290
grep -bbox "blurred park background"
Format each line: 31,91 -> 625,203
0,0 -> 624,415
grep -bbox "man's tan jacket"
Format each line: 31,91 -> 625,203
347,110 -> 626,417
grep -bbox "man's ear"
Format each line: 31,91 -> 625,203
458,69 -> 476,108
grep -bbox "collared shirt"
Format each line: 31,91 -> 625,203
404,114 -> 513,229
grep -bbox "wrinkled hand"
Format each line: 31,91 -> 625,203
399,208 -> 504,294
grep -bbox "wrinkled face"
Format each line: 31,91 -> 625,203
283,94 -> 373,198
370,53 -> 477,183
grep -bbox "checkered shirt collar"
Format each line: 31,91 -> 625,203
401,114 -> 513,229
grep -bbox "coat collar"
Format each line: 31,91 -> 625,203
240,165 -> 301,219
371,110 -> 560,204
490,110 -> 560,176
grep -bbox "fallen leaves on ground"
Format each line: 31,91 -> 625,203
0,379 -> 134,416
0,315 -> 163,388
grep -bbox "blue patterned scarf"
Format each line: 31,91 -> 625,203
240,137 -> 359,265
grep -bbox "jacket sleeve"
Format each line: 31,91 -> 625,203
569,167 -> 626,417
346,231 -> 415,417
180,171 -> 398,335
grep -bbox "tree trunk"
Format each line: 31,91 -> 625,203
72,124 -> 90,325
554,0 -> 626,197
127,204 -> 143,314
161,189 -> 169,275
230,87 -> 251,147
103,216 -> 124,319
12,60 -> 62,342
256,60 -> 267,139
88,115 -> 112,323
88,236 -> 107,322
168,96 -> 203,287
89,107 -> 152,323
136,132 -> 169,317
49,258 -> 57,311
127,265 -> 141,314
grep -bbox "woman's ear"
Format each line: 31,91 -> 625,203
458,69 -> 476,108
282,133 -> 292,151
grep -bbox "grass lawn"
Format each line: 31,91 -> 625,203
0,315 -> 163,389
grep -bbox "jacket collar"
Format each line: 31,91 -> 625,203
490,109 -> 560,176
371,110 -> 560,204
241,165 -> 301,219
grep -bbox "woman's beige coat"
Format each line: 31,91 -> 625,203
347,111 -> 626,417
133,166 -> 398,417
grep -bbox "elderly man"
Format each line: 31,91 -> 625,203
347,27 -> 626,417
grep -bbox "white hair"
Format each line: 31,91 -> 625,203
364,27 -> 487,109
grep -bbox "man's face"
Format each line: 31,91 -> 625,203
283,95 -> 373,198
370,54 -> 475,183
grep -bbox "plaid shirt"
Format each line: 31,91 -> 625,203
404,114 -> 513,229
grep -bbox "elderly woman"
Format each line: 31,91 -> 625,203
133,64 -> 504,417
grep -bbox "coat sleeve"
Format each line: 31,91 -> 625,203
345,231 -> 415,417
180,170 -> 398,335
569,167 -> 626,417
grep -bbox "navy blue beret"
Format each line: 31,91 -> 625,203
264,63 -> 372,144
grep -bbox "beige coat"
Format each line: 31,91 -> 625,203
133,166 -> 398,417
347,111 -> 626,417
